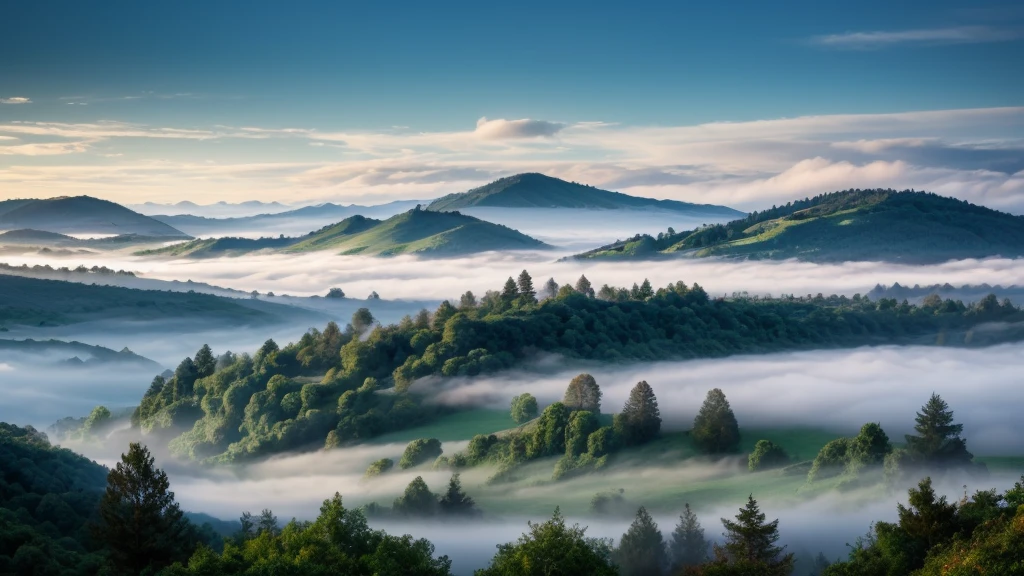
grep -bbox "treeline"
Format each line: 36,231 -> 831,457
0,262 -> 136,276
134,270 -> 1023,462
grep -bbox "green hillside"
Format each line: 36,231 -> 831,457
136,235 -> 299,258
572,189 -> 1024,264
0,196 -> 189,238
287,208 -> 547,256
284,215 -> 381,251
427,172 -> 743,215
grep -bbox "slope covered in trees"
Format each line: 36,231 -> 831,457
133,271 -> 1024,463
426,173 -> 743,216
572,189 -> 1024,264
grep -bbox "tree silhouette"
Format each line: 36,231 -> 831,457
614,381 -> 661,445
692,388 -> 740,454
615,506 -> 667,576
716,495 -> 794,575
670,503 -> 709,570
574,274 -> 594,297
193,344 -> 215,378
905,393 -> 973,467
95,442 -> 193,575
517,270 -> 536,302
438,473 -> 479,516
510,393 -> 539,424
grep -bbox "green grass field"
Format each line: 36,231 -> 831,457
370,409 -> 520,445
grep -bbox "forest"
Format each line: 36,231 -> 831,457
131,271 -> 1024,463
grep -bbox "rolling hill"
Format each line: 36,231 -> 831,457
0,338 -> 161,369
139,209 -> 547,258
0,196 -> 189,238
426,172 -> 743,216
570,189 -> 1024,264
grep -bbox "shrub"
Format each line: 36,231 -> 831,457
399,438 -> 443,469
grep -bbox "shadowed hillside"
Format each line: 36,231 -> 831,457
0,196 -> 189,238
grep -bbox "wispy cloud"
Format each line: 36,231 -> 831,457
0,141 -> 92,156
0,97 -> 31,105
474,117 -> 565,139
811,26 -> 1023,49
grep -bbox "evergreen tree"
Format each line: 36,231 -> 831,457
460,290 -> 477,309
542,277 -> 559,300
95,443 -> 194,575
615,506 -> 668,576
431,301 -> 457,330
517,270 -> 536,302
393,476 -> 438,517
638,278 -> 654,300
438,473 -> 479,516
897,477 -> 959,552
351,307 -> 377,335
904,393 -> 973,467
563,373 -> 602,412
670,503 -> 709,570
614,381 -> 662,445
257,509 -> 279,535
716,495 -> 794,575
193,344 -> 216,378
501,277 -> 520,303
574,274 -> 594,297
692,388 -> 740,454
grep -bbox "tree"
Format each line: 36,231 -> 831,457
365,458 -> 394,478
400,438 -> 444,469
517,270 -> 536,303
614,381 -> 661,445
257,509 -> 278,536
615,506 -> 668,576
475,508 -> 617,576
510,393 -> 539,424
460,290 -> 477,309
574,275 -> 594,298
193,344 -> 216,378
541,278 -> 559,300
326,287 -> 345,298
95,442 -> 194,575
716,495 -> 794,575
692,388 -> 740,454
501,277 -> 520,303
565,410 -> 601,458
637,278 -> 654,300
904,393 -> 973,467
351,308 -> 376,336
848,422 -> 892,470
747,440 -> 789,472
438,473 -> 479,516
393,476 -> 438,517
81,405 -> 112,437
897,477 -> 959,553
432,301 -> 457,329
670,503 -> 709,570
528,402 -> 571,458
563,373 -> 602,412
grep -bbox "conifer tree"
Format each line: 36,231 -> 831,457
670,503 -> 709,570
614,381 -> 662,445
574,274 -> 594,297
542,277 -> 559,300
692,388 -> 740,454
716,495 -> 794,575
501,276 -> 519,303
193,344 -> 216,378
393,476 -> 438,517
95,443 -> 193,575
517,270 -> 536,302
438,473 -> 479,516
904,393 -> 973,467
615,507 -> 668,576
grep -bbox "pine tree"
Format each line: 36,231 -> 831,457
95,443 -> 193,575
257,509 -> 279,536
517,270 -> 536,302
393,476 -> 438,517
501,276 -> 519,303
574,274 -> 594,297
670,503 -> 709,570
563,373 -> 602,412
614,381 -> 662,445
904,393 -> 973,467
692,388 -> 740,454
615,507 -> 668,576
193,344 -> 216,378
459,290 -> 477,309
638,278 -> 654,300
717,495 -> 794,575
542,277 -> 559,300
438,473 -> 479,516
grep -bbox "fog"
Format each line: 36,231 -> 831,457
414,343 -> 1024,454
7,250 -> 1024,303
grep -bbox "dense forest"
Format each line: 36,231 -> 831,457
133,270 -> 1024,463
571,189 -> 1024,264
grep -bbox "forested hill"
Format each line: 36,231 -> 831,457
571,189 -> 1024,264
0,196 -> 189,238
426,173 -> 743,216
138,208 -> 547,258
134,272 -> 1024,463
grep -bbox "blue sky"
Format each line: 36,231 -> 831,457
1,0 -> 1022,209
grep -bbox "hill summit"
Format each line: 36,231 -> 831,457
0,196 -> 189,237
426,173 -> 742,216
571,189 -> 1024,264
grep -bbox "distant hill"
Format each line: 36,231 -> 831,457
140,209 -> 547,258
570,189 -> 1024,264
0,196 -> 189,238
427,173 -> 743,216
132,199 -> 291,217
0,338 -> 161,369
0,228 -> 180,249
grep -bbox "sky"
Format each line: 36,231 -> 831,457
1,0 -> 1022,211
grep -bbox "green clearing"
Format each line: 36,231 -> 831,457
369,409 -> 520,445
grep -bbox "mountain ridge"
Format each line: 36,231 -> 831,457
0,196 -> 189,238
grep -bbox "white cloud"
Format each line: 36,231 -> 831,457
0,141 -> 91,156
474,117 -> 565,139
0,97 -> 31,105
811,26 -> 1023,49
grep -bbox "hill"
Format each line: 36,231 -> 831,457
136,235 -> 299,258
284,215 -> 382,251
0,338 -> 161,369
0,196 -> 189,238
571,189 -> 1024,264
286,208 -> 548,256
426,173 -> 743,216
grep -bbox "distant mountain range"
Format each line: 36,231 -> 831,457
0,338 -> 160,369
570,189 -> 1024,264
131,200 -> 291,217
0,228 -> 189,249
140,208 -> 548,258
0,196 -> 189,238
427,173 -> 743,216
